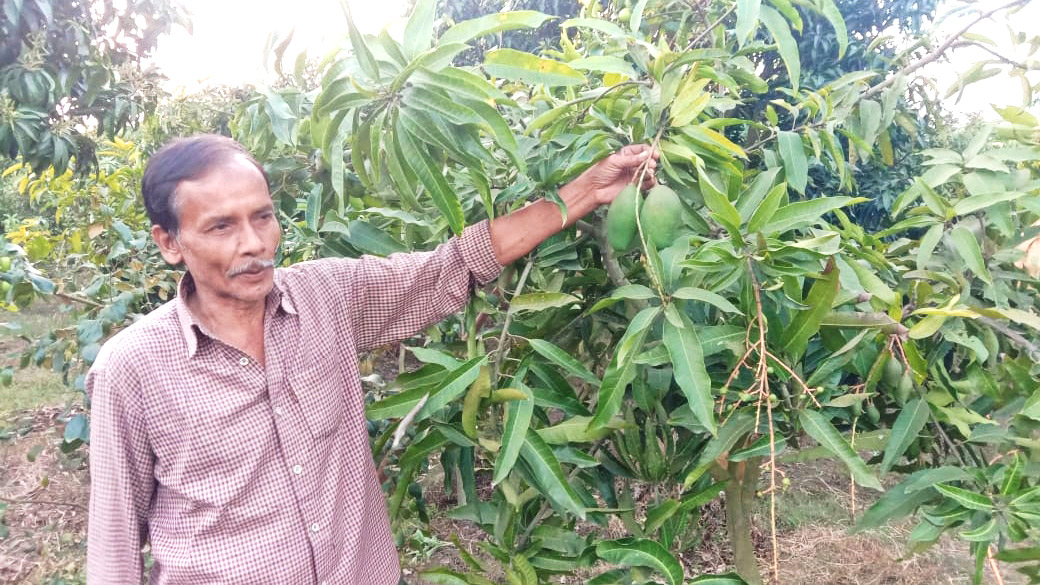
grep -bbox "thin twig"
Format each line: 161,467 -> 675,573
0,495 -> 88,511
987,545 -> 1007,585
492,261 -> 533,383
55,292 -> 103,309
686,3 -> 737,51
864,0 -> 1031,98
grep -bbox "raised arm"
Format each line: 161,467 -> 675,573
489,144 -> 658,265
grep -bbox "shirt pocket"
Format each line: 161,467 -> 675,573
288,361 -> 345,439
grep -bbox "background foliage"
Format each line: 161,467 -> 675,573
2,0 -> 1040,583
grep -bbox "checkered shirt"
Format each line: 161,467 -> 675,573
86,221 -> 502,585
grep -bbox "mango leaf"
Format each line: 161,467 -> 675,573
595,539 -> 684,585
509,292 -> 581,313
759,5 -> 800,90
763,196 -> 866,235
529,339 -> 600,386
799,410 -> 883,490
735,0 -> 761,46
777,130 -> 808,193
569,56 -> 637,78
844,258 -> 898,307
746,182 -> 787,233
916,223 -> 944,269
560,18 -> 627,38
949,226 -> 993,285
698,167 -> 742,229
780,258 -> 839,360
816,0 -> 848,59
664,312 -> 715,435
536,415 -> 621,444
520,430 -> 587,520
736,168 -> 782,221
417,356 -> 487,421
339,1 -> 379,80
953,191 -> 1027,216
856,469 -> 942,531
935,484 -> 994,511
485,49 -> 586,86
440,11 -> 554,46
492,385 -> 534,485
672,287 -> 741,314
590,307 -> 659,429
403,0 -> 437,58
880,398 -> 931,474
684,412 -> 755,488
396,124 -> 465,235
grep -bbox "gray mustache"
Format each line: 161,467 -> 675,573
227,259 -> 275,278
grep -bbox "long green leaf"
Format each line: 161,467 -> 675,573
484,49 -> 586,86
396,121 -> 465,235
736,167 -> 781,222
953,190 -> 1027,216
777,130 -> 808,194
684,412 -> 755,487
417,356 -> 487,420
799,410 -> 883,491
403,0 -> 437,58
589,307 -> 659,429
780,258 -> 839,360
595,539 -> 684,585
339,1 -> 379,80
529,339 -> 600,386
763,196 -> 866,235
880,398 -> 930,474
817,0 -> 848,59
509,292 -> 581,313
746,182 -> 787,233
440,11 -> 553,46
759,5 -> 800,90
672,287 -> 741,314
855,469 -> 940,531
935,484 -> 994,511
519,430 -> 587,520
950,225 -> 993,285
663,312 -> 716,434
735,0 -> 761,46
492,385 -> 534,485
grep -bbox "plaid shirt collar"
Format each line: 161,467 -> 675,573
173,270 -> 298,359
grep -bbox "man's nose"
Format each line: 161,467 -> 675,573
239,222 -> 266,254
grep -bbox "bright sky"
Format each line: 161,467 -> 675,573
149,0 -> 1038,119
150,0 -> 408,90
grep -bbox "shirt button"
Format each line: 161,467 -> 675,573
274,406 -> 284,416
310,522 -> 320,533
292,464 -> 303,475
238,357 -> 249,366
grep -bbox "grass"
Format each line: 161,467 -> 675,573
0,302 -> 81,419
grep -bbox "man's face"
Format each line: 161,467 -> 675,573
152,155 -> 281,309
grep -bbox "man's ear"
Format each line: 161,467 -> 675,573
152,225 -> 184,265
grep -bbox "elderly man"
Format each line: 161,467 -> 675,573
86,134 -> 657,584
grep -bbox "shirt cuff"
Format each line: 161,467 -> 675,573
458,220 -> 504,285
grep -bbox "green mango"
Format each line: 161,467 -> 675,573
881,356 -> 903,389
606,183 -> 640,251
640,184 -> 682,249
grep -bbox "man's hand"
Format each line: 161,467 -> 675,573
568,144 -> 659,205
490,144 -> 660,266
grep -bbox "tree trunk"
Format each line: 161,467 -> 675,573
722,458 -> 764,585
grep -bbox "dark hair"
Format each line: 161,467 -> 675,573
141,134 -> 268,234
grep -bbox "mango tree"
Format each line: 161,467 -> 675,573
3,0 -> 1039,583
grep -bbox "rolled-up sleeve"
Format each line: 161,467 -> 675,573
86,348 -> 155,585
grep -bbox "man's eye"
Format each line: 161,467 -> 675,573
211,223 -> 230,232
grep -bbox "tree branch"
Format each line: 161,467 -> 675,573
864,0 -> 1031,98
686,3 -> 737,51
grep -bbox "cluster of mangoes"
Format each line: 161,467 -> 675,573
605,183 -> 683,251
